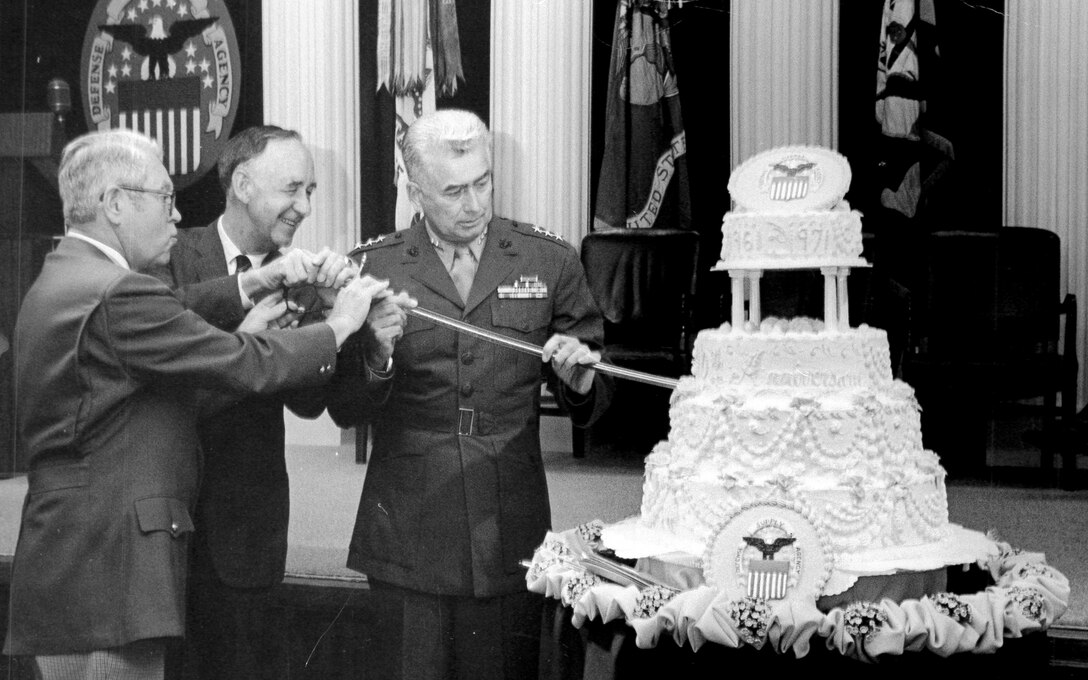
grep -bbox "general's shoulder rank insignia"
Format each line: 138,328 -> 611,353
498,275 -> 548,299
530,225 -> 565,242
355,234 -> 387,249
349,233 -> 397,261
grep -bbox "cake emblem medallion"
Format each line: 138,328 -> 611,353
727,145 -> 851,213
758,153 -> 825,203
703,500 -> 834,602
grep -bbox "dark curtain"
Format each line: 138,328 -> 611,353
357,1 -> 398,245
357,1 -> 490,244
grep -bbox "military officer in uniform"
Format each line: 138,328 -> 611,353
326,108 -> 613,680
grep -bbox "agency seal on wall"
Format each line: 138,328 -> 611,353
80,0 -> 241,189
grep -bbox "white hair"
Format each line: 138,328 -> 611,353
401,108 -> 491,183
58,129 -> 163,225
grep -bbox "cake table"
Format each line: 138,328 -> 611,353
526,519 -> 1068,672
527,145 -> 1071,672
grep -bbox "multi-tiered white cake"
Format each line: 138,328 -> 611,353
602,146 -> 987,604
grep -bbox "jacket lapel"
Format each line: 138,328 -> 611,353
196,221 -> 229,281
404,223 -> 465,310
463,221 -> 517,316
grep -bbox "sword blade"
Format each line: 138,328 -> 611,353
405,306 -> 680,390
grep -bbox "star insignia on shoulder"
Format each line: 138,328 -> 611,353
353,234 -> 387,250
530,225 -> 565,242
350,233 -> 399,259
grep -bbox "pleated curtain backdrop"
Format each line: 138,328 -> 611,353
1004,0 -> 1088,409
729,0 -> 839,172
261,0 -> 361,257
490,0 -> 593,247
262,0 -> 362,447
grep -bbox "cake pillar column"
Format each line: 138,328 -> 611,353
821,266 -> 838,330
729,270 -> 746,329
836,268 -> 850,331
747,270 -> 763,326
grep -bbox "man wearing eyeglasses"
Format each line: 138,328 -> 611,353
3,128 -> 394,679
152,125 -> 410,680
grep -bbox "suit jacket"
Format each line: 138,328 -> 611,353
327,217 -> 612,597
158,222 -> 326,588
4,237 -> 338,655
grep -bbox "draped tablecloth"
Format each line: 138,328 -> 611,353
526,519 -> 1069,664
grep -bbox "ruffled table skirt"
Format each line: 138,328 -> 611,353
526,521 -> 1069,665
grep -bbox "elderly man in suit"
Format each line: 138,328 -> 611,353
154,125 -> 411,680
327,108 -> 613,680
2,128 -> 393,680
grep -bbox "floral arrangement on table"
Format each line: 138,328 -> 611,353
525,521 -> 1070,663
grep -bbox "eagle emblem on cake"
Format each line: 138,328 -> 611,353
703,499 -> 834,603
727,145 -> 850,213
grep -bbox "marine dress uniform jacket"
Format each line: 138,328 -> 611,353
158,222 -> 326,588
4,237 -> 339,656
328,217 -> 613,598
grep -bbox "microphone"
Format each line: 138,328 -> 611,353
47,78 -> 71,124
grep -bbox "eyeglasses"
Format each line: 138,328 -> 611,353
115,184 -> 176,213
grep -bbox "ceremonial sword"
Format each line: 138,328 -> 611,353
353,252 -> 681,390
405,307 -> 681,390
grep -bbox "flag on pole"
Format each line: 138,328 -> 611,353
874,0 -> 953,219
593,0 -> 691,231
376,0 -> 463,230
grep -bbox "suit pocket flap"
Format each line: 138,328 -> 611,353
135,497 -> 194,537
491,300 -> 551,334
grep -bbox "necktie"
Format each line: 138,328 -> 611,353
235,254 -> 252,274
450,246 -> 474,303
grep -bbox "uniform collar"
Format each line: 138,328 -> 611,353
423,219 -> 488,271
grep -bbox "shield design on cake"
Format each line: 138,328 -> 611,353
770,174 -> 809,202
80,0 -> 242,190
703,499 -> 834,603
727,145 -> 851,213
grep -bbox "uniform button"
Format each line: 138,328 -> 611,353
461,383 -> 474,397
461,351 -> 474,365
170,521 -> 179,536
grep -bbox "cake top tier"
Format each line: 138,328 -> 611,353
728,145 -> 852,213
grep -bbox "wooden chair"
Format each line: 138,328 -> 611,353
901,227 -> 1078,485
574,228 -> 701,458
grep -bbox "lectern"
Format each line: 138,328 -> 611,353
0,110 -> 67,475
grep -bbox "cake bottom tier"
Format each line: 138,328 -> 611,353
635,552 -> 948,612
640,460 -> 950,558
602,518 -> 997,598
